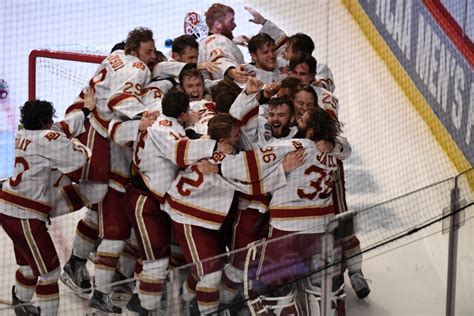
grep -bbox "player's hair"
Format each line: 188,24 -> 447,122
20,100 -> 56,130
281,77 -> 301,89
207,113 -> 239,141
248,33 -> 275,54
289,83 -> 318,105
155,50 -> 168,63
289,52 -> 317,74
172,35 -> 199,55
305,107 -> 341,142
110,41 -> 125,53
287,33 -> 315,55
215,92 -> 238,113
161,89 -> 190,119
268,97 -> 294,115
124,27 -> 154,55
278,77 -> 302,97
179,68 -> 204,88
205,3 -> 234,29
211,79 -> 242,101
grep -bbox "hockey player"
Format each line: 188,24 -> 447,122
123,89 -> 221,314
282,33 -> 336,93
179,68 -> 217,137
247,106 -> 351,315
199,3 -> 249,83
165,113 -> 304,314
60,27 -> 157,313
153,34 -> 220,85
0,99 -> 92,316
288,53 -> 371,300
288,53 -> 339,121
245,33 -> 288,84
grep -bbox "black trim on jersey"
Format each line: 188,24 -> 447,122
150,76 -> 178,87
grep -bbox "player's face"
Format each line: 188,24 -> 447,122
293,90 -> 315,123
137,40 -> 157,70
289,63 -> 314,85
283,43 -> 294,61
297,111 -> 311,138
181,75 -> 204,101
176,46 -> 199,64
267,104 -> 293,138
252,42 -> 276,71
220,12 -> 236,39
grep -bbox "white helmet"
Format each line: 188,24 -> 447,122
184,11 -> 209,41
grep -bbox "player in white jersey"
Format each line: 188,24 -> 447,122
153,34 -> 220,90
0,100 -> 92,316
282,33 -> 336,93
122,90 -> 220,314
165,114 -> 304,314
288,52 -> 371,300
243,106 -> 350,315
179,68 -> 217,137
60,27 -> 157,313
288,53 -> 339,121
245,33 -> 288,84
199,3 -> 250,83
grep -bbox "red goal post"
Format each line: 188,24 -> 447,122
28,49 -> 107,116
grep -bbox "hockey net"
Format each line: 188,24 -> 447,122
28,49 -> 107,119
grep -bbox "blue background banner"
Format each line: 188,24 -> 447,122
358,0 -> 473,166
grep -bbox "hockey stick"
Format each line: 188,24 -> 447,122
0,298 -> 12,305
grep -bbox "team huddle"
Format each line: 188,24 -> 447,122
0,3 -> 371,316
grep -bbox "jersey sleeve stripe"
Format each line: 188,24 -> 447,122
243,150 -> 263,195
61,184 -> 86,212
58,121 -> 72,138
65,102 -> 84,115
240,106 -> 259,125
107,93 -> 138,112
0,190 -> 52,217
175,139 -> 189,167
109,121 -> 121,142
166,195 -> 226,228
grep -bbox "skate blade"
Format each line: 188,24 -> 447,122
60,273 -> 92,299
111,291 -> 132,301
86,307 -> 123,316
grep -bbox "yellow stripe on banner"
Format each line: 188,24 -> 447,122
341,0 -> 473,189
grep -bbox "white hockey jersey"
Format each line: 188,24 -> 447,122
244,58 -> 288,84
132,114 -> 217,203
312,85 -> 339,120
66,50 -> 151,137
198,34 -> 244,80
0,129 -> 90,221
165,148 -> 287,231
186,100 -> 217,135
267,138 -> 351,233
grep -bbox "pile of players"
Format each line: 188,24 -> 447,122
0,3 -> 371,315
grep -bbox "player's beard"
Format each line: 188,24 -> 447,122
294,125 -> 307,139
223,30 -> 234,40
272,121 -> 291,138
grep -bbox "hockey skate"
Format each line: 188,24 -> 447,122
60,254 -> 93,299
89,290 -> 122,314
11,286 -> 41,316
111,271 -> 135,301
349,270 -> 371,299
126,293 -> 165,316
